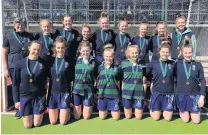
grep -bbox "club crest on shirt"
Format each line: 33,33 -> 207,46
168,64 -> 172,69
65,62 -> 68,68
192,65 -> 195,71
39,63 -> 43,69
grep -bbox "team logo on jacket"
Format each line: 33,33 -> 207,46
192,65 -> 195,71
65,62 -> 68,68
39,63 -> 43,69
168,64 -> 172,69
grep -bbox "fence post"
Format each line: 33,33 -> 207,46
161,0 -> 164,20
197,0 -> 200,25
114,0 -> 116,27
17,0 -> 20,17
65,0 -> 68,15
165,0 -> 168,22
50,0 -> 53,27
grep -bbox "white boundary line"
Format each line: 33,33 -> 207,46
2,134 -> 208,135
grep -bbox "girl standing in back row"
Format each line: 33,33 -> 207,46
92,12 -> 116,65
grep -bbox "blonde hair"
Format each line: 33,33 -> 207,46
52,36 -> 67,56
98,12 -> 109,23
40,19 -> 51,27
82,24 -> 91,32
154,21 -> 168,36
118,17 -> 128,27
103,43 -> 114,54
125,45 -> 139,59
180,38 -> 193,53
77,41 -> 92,56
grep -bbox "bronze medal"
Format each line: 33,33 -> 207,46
29,78 -> 33,83
162,79 -> 166,83
134,80 -> 137,84
56,77 -> 60,82
186,81 -> 190,86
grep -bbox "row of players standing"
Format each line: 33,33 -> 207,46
2,12 -> 205,128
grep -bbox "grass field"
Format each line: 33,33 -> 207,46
1,114 -> 208,134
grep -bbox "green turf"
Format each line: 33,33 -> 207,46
1,114 -> 208,134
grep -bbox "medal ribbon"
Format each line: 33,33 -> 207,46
183,59 -> 192,80
119,34 -> 126,48
82,59 -> 89,79
13,31 -> 26,48
101,30 -> 108,44
43,34 -> 52,50
55,57 -> 64,75
26,57 -> 39,77
104,64 -> 113,83
159,59 -> 167,78
139,37 -> 146,50
63,29 -> 72,42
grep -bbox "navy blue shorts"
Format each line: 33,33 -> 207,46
20,96 -> 46,116
48,93 -> 70,109
122,98 -> 144,110
150,92 -> 175,112
97,97 -> 120,112
176,94 -> 201,113
73,94 -> 93,107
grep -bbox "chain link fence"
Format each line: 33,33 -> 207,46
4,0 -> 208,25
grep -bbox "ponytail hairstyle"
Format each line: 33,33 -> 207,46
98,12 -> 109,29
154,20 -> 168,36
180,37 -> 193,53
77,41 -> 92,56
52,36 -> 67,56
103,43 -> 114,55
118,16 -> 128,28
158,38 -> 171,52
125,44 -> 139,59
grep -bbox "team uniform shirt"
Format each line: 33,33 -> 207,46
73,56 -> 96,97
114,33 -> 131,64
13,57 -> 48,103
149,35 -> 162,61
146,59 -> 176,94
3,30 -> 34,69
48,56 -> 72,93
92,29 -> 116,64
55,28 -> 79,62
132,35 -> 151,64
35,33 -> 56,62
170,27 -> 197,60
121,59 -> 145,100
97,62 -> 120,99
175,60 -> 206,96
47,56 -> 71,109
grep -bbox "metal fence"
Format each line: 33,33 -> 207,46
4,0 -> 208,25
